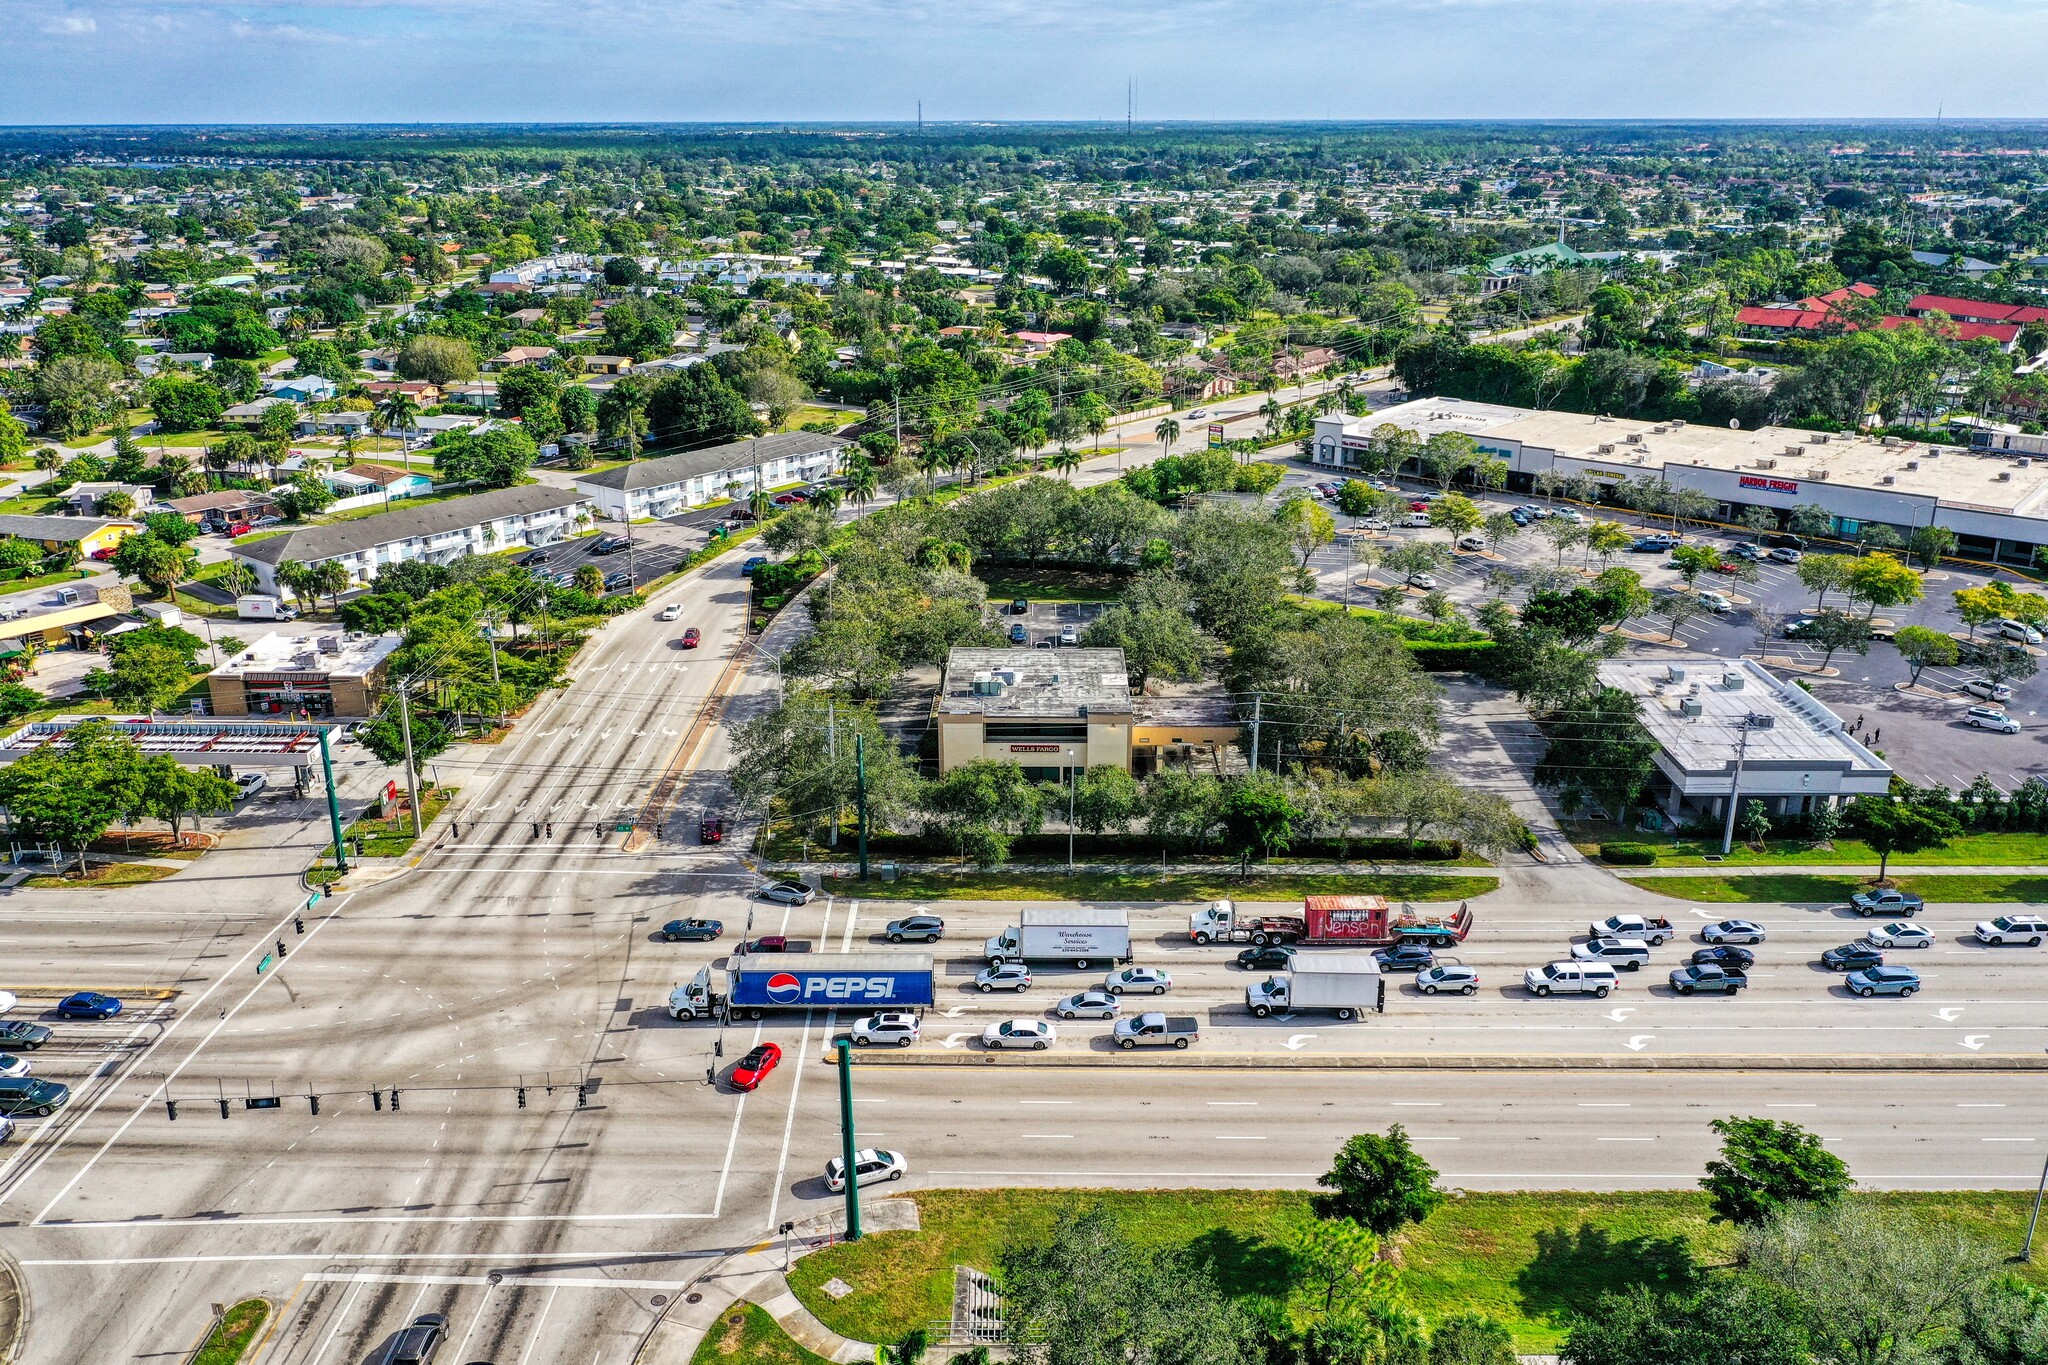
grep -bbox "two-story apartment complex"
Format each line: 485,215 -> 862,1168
573,432 -> 846,522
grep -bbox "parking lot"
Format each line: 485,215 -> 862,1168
992,596 -> 1110,648
1285,466 -> 2048,793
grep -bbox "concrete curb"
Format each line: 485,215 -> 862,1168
831,1051 -> 2048,1071
0,1242 -> 27,1365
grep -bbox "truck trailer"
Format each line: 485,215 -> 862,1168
1300,896 -> 1474,947
984,909 -> 1132,968
1245,954 -> 1386,1019
1188,900 -> 1305,945
667,952 -> 935,1022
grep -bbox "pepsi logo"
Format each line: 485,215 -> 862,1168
765,973 -> 803,1004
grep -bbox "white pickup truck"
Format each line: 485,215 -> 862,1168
1586,913 -> 1675,946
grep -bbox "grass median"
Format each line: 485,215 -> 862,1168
1626,873 -> 2048,904
840,870 -> 1499,902
788,1190 -> 2044,1354
690,1304 -> 831,1365
192,1299 -> 271,1365
1572,824 -> 2048,868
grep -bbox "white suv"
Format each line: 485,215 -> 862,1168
1965,706 -> 2020,734
848,1012 -> 920,1047
1974,915 -> 2048,947
1964,678 -> 2013,702
1996,618 -> 2043,645
1524,962 -> 1619,997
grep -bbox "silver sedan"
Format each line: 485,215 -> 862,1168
1055,990 -> 1121,1020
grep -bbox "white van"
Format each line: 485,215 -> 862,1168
1404,511 -> 1432,528
1524,961 -> 1619,997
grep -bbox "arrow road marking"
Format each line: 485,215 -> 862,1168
1691,909 -> 1718,919
1936,1007 -> 1965,1022
941,1006 -> 971,1018
1622,1035 -> 1655,1051
1281,1035 -> 1317,1051
1960,1035 -> 1990,1051
1605,1007 -> 1636,1022
941,1033 -> 971,1050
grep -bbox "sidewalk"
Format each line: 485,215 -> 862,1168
1626,862 -> 2048,877
638,1199 -> 920,1365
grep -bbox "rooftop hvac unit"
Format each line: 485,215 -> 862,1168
318,635 -> 341,655
1812,469 -> 1830,480
1721,669 -> 1744,690
996,669 -> 1018,687
1626,432 -> 1644,445
2020,458 -> 2033,468
1811,432 -> 1831,443
1679,697 -> 1704,718
1671,419 -> 1687,428
1745,712 -> 1776,729
1757,458 -> 1777,469
1881,475 -> 1896,485
1666,664 -> 1688,682
1999,470 -> 2015,482
1905,460 -> 1920,470
1883,435 -> 1902,447
1598,442 -> 1615,454
1784,444 -> 1804,457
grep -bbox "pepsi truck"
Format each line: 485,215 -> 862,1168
667,951 -> 935,1022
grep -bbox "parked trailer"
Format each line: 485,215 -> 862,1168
1300,895 -> 1474,947
1246,954 -> 1386,1019
667,952 -> 935,1022
984,908 -> 1132,968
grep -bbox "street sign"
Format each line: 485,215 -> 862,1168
244,1096 -> 282,1110
257,952 -> 274,975
1207,423 -> 1225,447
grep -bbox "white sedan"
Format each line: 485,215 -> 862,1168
658,603 -> 684,622
824,1148 -> 906,1192
848,1012 -> 920,1047
0,990 -> 15,1016
0,1055 -> 28,1079
1702,919 -> 1767,945
1104,966 -> 1173,996
982,1018 -> 1056,1051
1056,990 -> 1121,1020
1865,922 -> 1934,949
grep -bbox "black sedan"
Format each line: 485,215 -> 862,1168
1236,944 -> 1297,971
1691,944 -> 1756,971
1373,944 -> 1436,973
1821,942 -> 1885,972
516,549 -> 550,567
662,918 -> 722,942
603,570 -> 636,592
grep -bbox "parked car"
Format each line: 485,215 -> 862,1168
388,1313 -> 449,1365
1974,914 -> 2048,946
730,1042 -> 783,1091
1008,623 -> 1029,643
661,918 -> 722,942
1456,534 -> 1486,552
1965,706 -> 2020,733
603,570 -> 634,592
1731,542 -> 1763,561
1695,590 -> 1732,613
757,881 -> 814,905
1056,990 -> 1121,1020
1845,965 -> 1921,997
1631,534 -> 1676,552
974,963 -> 1033,993
54,992 -> 121,1020
1821,942 -> 1884,972
1702,919 -> 1767,945
1058,625 -> 1078,646
1104,966 -> 1172,995
1407,572 -> 1437,590
1415,964 -> 1480,995
1996,619 -> 2043,645
1963,679 -> 2013,702
885,914 -> 945,944
233,772 -> 268,801
982,1018 -> 1056,1050
517,549 -> 550,567
848,1012 -> 921,1047
824,1148 -> 906,1192
1865,922 -> 1934,949
1768,546 -> 1804,564
1010,597 -> 1029,615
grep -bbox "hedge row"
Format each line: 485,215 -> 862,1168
1407,640 -> 1497,671
824,833 -> 1467,863
1600,842 -> 1660,866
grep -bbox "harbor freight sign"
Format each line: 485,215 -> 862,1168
1739,475 -> 1800,494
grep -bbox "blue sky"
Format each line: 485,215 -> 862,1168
2,0 -> 2043,124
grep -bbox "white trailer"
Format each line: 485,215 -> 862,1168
1245,954 -> 1385,1020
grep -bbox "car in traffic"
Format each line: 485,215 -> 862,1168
730,1042 -> 783,1091
1374,943 -> 1437,972
680,627 -> 701,648
982,1018 -> 1056,1050
1571,937 -> 1650,970
0,1022 -> 50,1051
974,962 -> 1033,993
54,992 -> 121,1020
1845,965 -> 1921,997
0,1055 -> 30,1079
757,881 -> 815,905
1415,964 -> 1479,995
1669,963 -> 1748,995
1821,942 -> 1884,972
1965,706 -> 2020,733
1974,914 -> 2048,946
0,1077 -> 69,1117
700,817 -> 724,843
1524,961 -> 1619,997
233,771 -> 268,801
742,556 -> 768,576
1235,944 -> 1297,971
1702,919 -> 1767,945
884,914 -> 945,944
1864,922 -> 1933,949
658,603 -> 684,621
1055,989 -> 1121,1019
824,1147 -> 906,1191
1691,944 -> 1755,970
1963,678 -> 2013,702
740,935 -> 788,954
772,491 -> 806,506
660,918 -> 722,942
1104,966 -> 1172,995
848,1012 -> 921,1047
387,1312 -> 449,1365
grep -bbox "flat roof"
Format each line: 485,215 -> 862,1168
210,630 -> 401,680
1482,409 -> 2048,517
574,432 -> 846,493
0,716 -> 333,767
1328,397 -> 1532,444
1600,657 -> 1890,778
940,647 -> 1132,718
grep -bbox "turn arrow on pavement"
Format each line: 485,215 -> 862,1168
1936,1007 -> 1965,1022
941,1033 -> 972,1050
1960,1035 -> 1990,1050
1622,1035 -> 1655,1051
1281,1035 -> 1317,1051
1606,1007 -> 1636,1023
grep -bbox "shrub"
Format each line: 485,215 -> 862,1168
1600,842 -> 1659,865
1406,640 -> 1496,672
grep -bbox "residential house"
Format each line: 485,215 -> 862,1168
506,308 -> 549,327
485,345 -> 557,371
62,483 -> 155,517
223,396 -> 297,427
445,380 -> 499,413
302,410 -> 370,437
363,380 -> 442,405
161,489 -> 277,532
266,375 -> 337,403
1905,294 -> 2048,327
324,463 -> 434,501
573,432 -> 847,522
0,514 -> 142,559
583,355 -> 633,375
1272,346 -> 1338,381
229,484 -> 595,594
1011,331 -> 1072,355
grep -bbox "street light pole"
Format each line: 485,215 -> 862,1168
397,684 -> 424,839
2024,1150 -> 2048,1262
1066,746 -> 1077,873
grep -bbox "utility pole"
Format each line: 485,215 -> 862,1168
1066,747 -> 1077,873
484,620 -> 504,727
835,1038 -> 862,1240
319,727 -> 348,876
856,733 -> 870,882
397,685 -> 424,839
1248,695 -> 1262,773
891,383 -> 902,470
1719,717 -> 1761,856
827,700 -> 839,847
2025,1150 -> 2048,1261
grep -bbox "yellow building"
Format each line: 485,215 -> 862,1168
0,514 -> 143,559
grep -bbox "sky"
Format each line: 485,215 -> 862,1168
3,0 -> 2047,125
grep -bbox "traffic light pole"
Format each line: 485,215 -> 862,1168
835,1038 -> 861,1241
319,727 -> 348,876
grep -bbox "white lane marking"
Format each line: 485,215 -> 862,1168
448,1281 -> 499,1365
1214,1135 -> 1267,1141
515,1286 -> 561,1365
1958,1103 -> 2007,1108
1207,1101 -> 1259,1107
1388,1102 -> 1441,1107
305,1272 -> 699,1290
710,1018 -> 766,1219
1019,1099 -> 1073,1105
1596,1137 -> 1657,1142
1578,1103 -> 1631,1108
1020,1134 -> 1075,1140
305,1277 -> 370,1365
764,1012 -> 816,1233
1983,1137 -> 2037,1142
1622,1035 -> 1655,1051
1766,1103 -> 1817,1108
839,900 -> 860,952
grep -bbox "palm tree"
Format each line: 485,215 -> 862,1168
1154,417 -> 1181,454
276,560 -> 315,611
842,458 -> 878,509
1051,446 -> 1082,481
1261,396 -> 1284,439
810,485 -> 843,516
315,560 -> 350,612
32,447 -> 62,475
374,393 -> 420,458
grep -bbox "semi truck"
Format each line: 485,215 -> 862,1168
1299,896 -> 1474,947
1188,900 -> 1305,945
984,909 -> 1131,969
667,952 -> 935,1022
1245,954 -> 1385,1019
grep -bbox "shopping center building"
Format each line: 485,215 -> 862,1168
1313,398 -> 2048,568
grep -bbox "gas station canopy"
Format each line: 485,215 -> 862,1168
0,716 -> 347,768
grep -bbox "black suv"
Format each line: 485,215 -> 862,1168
389,1313 -> 448,1365
1763,533 -> 1806,551
1821,942 -> 1884,972
590,536 -> 630,556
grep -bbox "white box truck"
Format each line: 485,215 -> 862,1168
984,908 -> 1131,969
1245,954 -> 1385,1020
236,594 -> 297,621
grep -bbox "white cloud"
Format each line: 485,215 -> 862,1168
40,13 -> 97,33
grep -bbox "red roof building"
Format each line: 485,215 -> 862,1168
1876,316 -> 2020,346
1735,306 -> 1838,333
1906,294 -> 2048,326
1797,282 -> 1880,312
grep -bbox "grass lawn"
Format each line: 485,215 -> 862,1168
0,568 -> 95,596
777,405 -> 855,432
1571,822 -> 2048,868
0,491 -> 66,516
25,860 -> 180,889
691,1304 -> 832,1365
321,786 -> 457,859
143,430 -> 226,448
849,870 -> 1498,902
1627,873 -> 2048,903
192,1298 -> 271,1365
980,566 -> 1131,603
788,1190 -> 2045,1354
315,487 -> 487,526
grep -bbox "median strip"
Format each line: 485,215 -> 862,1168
829,1051 -> 2048,1071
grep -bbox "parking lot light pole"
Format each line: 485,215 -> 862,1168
2024,1150 -> 2048,1261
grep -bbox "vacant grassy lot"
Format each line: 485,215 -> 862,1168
788,1190 -> 2044,1354
980,566 -> 1132,602
848,870 -> 1498,903
1628,873 -> 2048,903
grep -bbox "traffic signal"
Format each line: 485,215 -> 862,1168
217,1098 -> 230,1119
516,1086 -> 526,1109
575,1081 -> 588,1108
294,915 -> 305,934
164,1099 -> 178,1121
389,1088 -> 401,1112
308,1094 -> 320,1115
371,1089 -> 383,1111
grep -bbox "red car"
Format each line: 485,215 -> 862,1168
700,816 -> 725,843
681,627 -> 701,649
90,546 -> 119,561
1709,560 -> 1742,575
1409,500 -> 1429,512
730,1042 -> 782,1092
742,935 -> 788,954
772,492 -> 807,505
226,522 -> 251,538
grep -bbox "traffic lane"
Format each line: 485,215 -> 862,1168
258,1272 -> 662,1365
793,1066 -> 2048,1192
